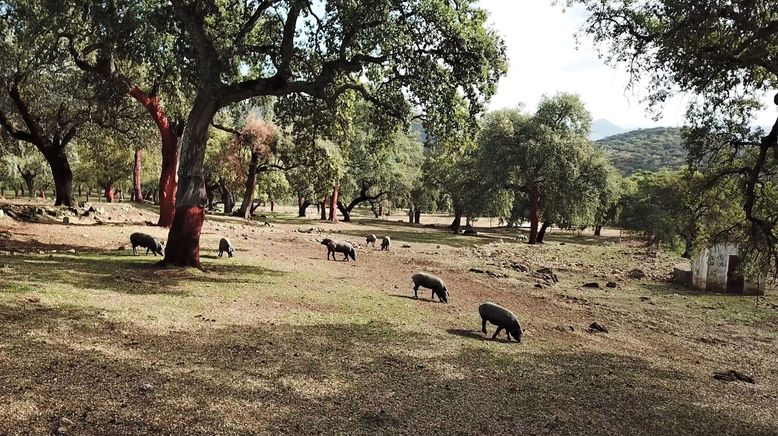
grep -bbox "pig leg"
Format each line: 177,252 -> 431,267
492,326 -> 503,339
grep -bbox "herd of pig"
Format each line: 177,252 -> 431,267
128,231 -> 523,343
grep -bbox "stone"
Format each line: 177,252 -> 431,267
583,282 -> 600,288
67,249 -> 76,254
588,322 -> 609,333
628,269 -> 646,279
118,245 -> 126,251
62,217 -> 70,225
606,282 -> 617,288
713,370 -> 754,384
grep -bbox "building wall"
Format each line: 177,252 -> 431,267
706,244 -> 738,292
691,249 -> 709,290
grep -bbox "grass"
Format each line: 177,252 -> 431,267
1,203 -> 777,435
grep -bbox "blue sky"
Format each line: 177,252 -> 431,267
480,0 -> 777,129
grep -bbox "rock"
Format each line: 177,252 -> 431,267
639,296 -> 651,301
509,262 -> 528,272
606,282 -> 617,288
588,322 -> 609,333
713,370 -> 754,384
140,383 -> 155,393
628,269 -> 646,279
67,249 -> 76,254
534,283 -> 542,288
118,245 -> 126,251
583,282 -> 600,288
532,267 -> 558,284
62,217 -> 70,225
401,244 -> 411,248
0,210 -> 4,218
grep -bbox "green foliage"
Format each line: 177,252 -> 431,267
596,127 -> 686,175
573,0 -> 778,274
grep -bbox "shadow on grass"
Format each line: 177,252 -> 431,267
446,328 -> 516,344
0,301 -> 774,435
0,252 -> 286,296
390,294 -> 443,304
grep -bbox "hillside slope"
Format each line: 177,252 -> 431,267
597,127 -> 686,175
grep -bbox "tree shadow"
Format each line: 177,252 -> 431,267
0,252 -> 286,296
1,301 -> 774,435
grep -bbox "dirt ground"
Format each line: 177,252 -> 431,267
0,199 -> 776,435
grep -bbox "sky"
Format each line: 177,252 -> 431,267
479,0 -> 777,129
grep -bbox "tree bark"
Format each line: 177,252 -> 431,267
20,172 -> 36,198
128,86 -> 181,228
594,225 -> 602,236
133,149 -> 143,203
329,185 -> 339,223
336,200 -> 351,222
450,209 -> 463,233
237,149 -> 261,219
104,185 -> 115,203
528,184 -> 540,244
320,198 -> 327,220
218,178 -> 234,214
270,200 -> 274,212
298,199 -> 311,217
379,205 -> 383,217
409,207 -> 414,223
414,209 -> 421,224
46,150 -> 74,206
537,221 -> 551,244
162,94 -> 217,268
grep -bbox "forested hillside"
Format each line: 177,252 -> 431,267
597,127 -> 685,175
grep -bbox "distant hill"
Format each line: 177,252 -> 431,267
596,127 -> 686,175
590,119 -> 627,141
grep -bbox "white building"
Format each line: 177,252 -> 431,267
689,244 -> 762,294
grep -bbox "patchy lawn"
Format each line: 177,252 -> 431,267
0,200 -> 777,435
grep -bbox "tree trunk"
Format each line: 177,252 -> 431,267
379,205 -> 383,217
594,225 -> 602,236
450,209 -> 463,233
528,184 -> 540,244
320,198 -> 327,220
237,150 -> 260,219
298,199 -> 311,217
337,200 -> 351,222
270,200 -> 274,212
128,86 -> 181,228
104,185 -> 115,203
46,151 -> 74,207
133,148 -> 143,203
329,186 -> 339,223
161,94 -> 217,269
78,184 -> 82,197
39,188 -> 46,199
218,179 -> 234,214
409,207 -> 414,223
681,235 -> 693,259
415,209 -> 421,224
537,221 -> 551,244
205,183 -> 216,210
21,174 -> 35,198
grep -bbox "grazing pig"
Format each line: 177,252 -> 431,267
411,272 -> 448,303
218,238 -> 235,258
366,234 -> 377,247
319,238 -> 356,261
380,236 -> 391,251
479,302 -> 522,343
130,232 -> 164,256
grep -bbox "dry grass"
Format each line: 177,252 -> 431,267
0,201 -> 777,435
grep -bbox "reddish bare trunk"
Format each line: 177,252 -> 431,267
104,185 -> 114,203
528,184 -> 540,244
129,86 -> 179,228
329,186 -> 339,223
162,206 -> 205,270
133,149 -> 143,203
39,189 -> 45,199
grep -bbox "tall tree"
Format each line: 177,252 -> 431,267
572,0 -> 778,272
0,1 -> 90,206
79,0 -> 506,268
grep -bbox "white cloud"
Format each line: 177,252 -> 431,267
480,0 -> 777,129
